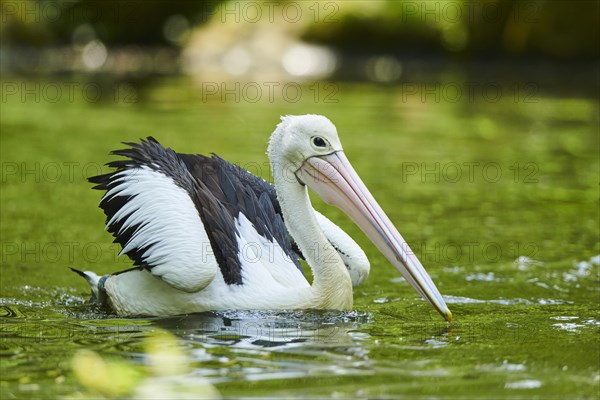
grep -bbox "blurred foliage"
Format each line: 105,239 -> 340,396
70,329 -> 220,399
303,0 -> 600,60
1,0 -> 598,60
1,0 -> 219,46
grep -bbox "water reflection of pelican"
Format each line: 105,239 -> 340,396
154,311 -> 365,348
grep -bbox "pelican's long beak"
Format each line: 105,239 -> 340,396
297,151 -> 452,322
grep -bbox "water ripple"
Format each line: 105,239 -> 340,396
505,379 -> 543,389
443,295 -> 571,306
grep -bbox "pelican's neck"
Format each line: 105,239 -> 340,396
271,165 -> 353,309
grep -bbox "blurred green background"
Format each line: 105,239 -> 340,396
3,0 -> 599,59
2,0 -> 598,96
1,1 -> 599,399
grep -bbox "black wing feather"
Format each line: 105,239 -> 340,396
90,137 -> 303,286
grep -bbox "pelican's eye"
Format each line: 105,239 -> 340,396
312,136 -> 327,148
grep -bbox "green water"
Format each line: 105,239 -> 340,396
1,77 -> 598,399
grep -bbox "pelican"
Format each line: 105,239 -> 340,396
73,115 -> 452,321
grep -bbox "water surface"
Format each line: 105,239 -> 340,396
1,77 -> 598,398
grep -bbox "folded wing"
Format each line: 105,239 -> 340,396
89,137 -> 303,292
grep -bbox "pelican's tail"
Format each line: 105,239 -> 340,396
70,267 -> 109,305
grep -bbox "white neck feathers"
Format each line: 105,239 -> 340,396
269,142 -> 353,309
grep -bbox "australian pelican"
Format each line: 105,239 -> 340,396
73,115 -> 452,321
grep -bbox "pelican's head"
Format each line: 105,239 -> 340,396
268,114 -> 343,172
269,114 -> 452,322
